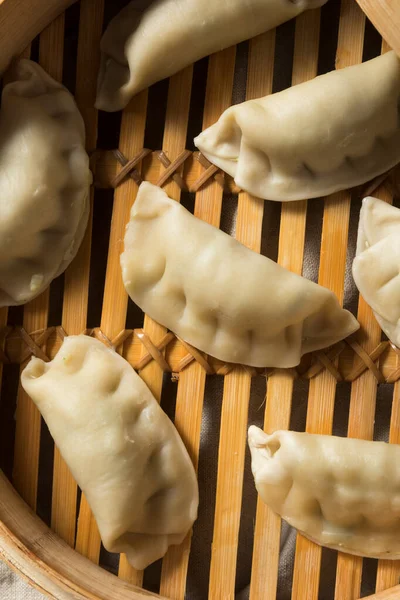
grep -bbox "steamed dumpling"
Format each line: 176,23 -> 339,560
195,52 -> 400,201
21,335 -> 199,570
96,0 -> 328,112
0,59 -> 91,307
121,182 -> 359,368
353,196 -> 400,347
249,426 -> 400,558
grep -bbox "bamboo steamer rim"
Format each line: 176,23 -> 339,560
0,472 -> 165,599
1,472 -> 397,600
355,0 -> 400,58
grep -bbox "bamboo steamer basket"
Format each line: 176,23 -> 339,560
1,0 -> 400,598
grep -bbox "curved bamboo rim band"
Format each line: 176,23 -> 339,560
0,471 -> 164,600
1,466 -> 400,600
355,0 -> 400,58
0,0 -> 77,74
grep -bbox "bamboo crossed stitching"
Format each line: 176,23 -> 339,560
3,155 -> 399,381
91,148 -> 226,192
0,326 -> 398,384
91,147 -> 399,198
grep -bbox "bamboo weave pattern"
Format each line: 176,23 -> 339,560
93,148 -> 399,198
1,325 -> 399,383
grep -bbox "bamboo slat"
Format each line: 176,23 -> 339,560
249,372 -> 291,600
332,6 -> 368,600
159,363 -> 206,599
375,197 -> 400,596
182,46 -> 236,600
138,67 -> 192,400
208,170 -> 265,598
71,0 -> 107,567
113,106 -> 150,592
209,370 -> 252,599
250,9 -> 321,599
373,38 -> 400,595
13,13 -> 65,511
292,4 -> 366,599
140,67 -> 193,403
78,89 -> 150,579
375,379 -> 400,591
374,118 -> 400,593
157,67 -> 198,599
40,9 -> 72,541
51,0 -> 104,548
0,42 -> 31,489
117,66 -> 197,593
355,0 -> 400,57
162,47 -> 238,599
337,185 -> 392,600
238,27 -> 278,600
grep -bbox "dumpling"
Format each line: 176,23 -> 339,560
0,59 -> 91,307
248,426 -> 400,558
121,182 -> 359,368
21,335 -> 199,570
96,0 -> 328,112
352,196 -> 400,347
195,51 -> 400,202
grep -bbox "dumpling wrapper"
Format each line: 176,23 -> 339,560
353,196 -> 400,347
0,59 -> 91,307
121,182 -> 359,368
249,426 -> 400,559
21,335 -> 199,570
195,51 -> 400,202
96,0 -> 327,112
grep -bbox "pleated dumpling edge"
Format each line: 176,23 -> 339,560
21,335 -> 199,570
248,426 -> 400,559
95,0 -> 328,112
195,52 -> 400,202
121,182 -> 359,369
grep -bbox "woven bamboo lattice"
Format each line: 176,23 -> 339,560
92,147 -> 400,197
1,1 -> 400,600
2,325 -> 400,385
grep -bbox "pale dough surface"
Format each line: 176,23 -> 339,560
353,196 -> 400,348
21,335 -> 199,571
195,52 -> 400,201
0,60 -> 91,307
121,182 -> 359,368
96,0 -> 326,111
249,426 -> 400,558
